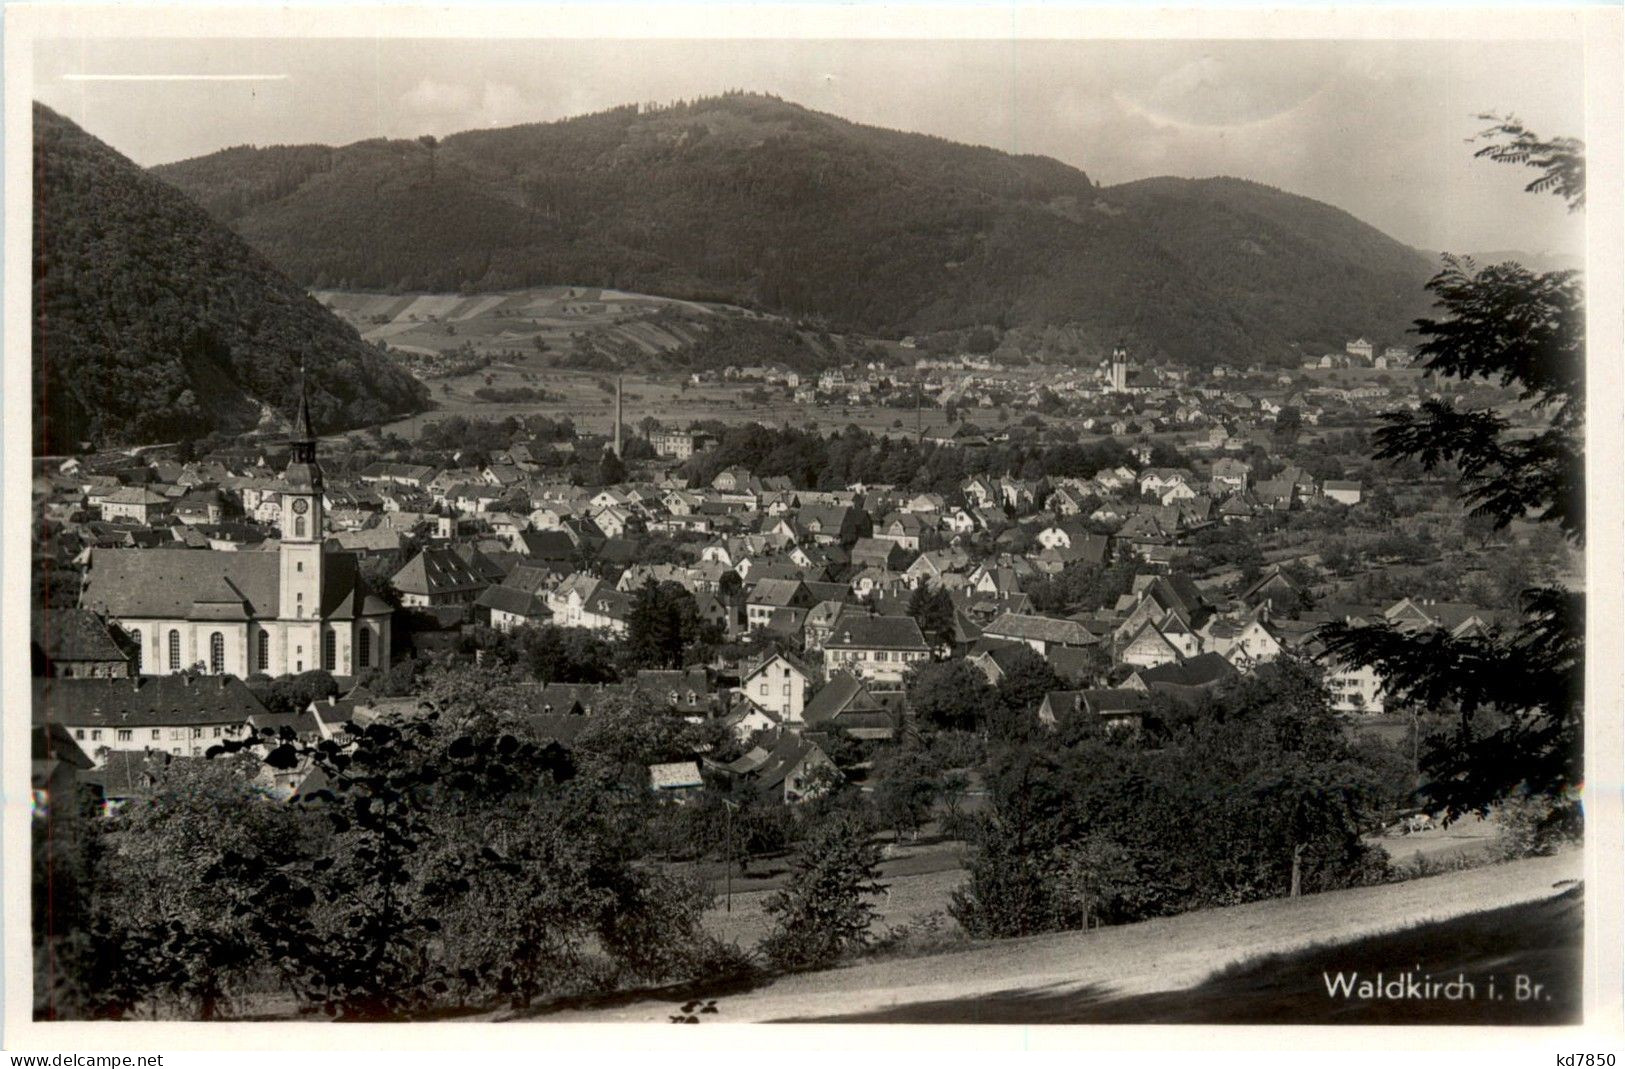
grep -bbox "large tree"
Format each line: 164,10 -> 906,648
1319,118 -> 1584,827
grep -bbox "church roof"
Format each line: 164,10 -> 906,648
81,547 -> 384,622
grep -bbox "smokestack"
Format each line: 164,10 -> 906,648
613,375 -> 624,458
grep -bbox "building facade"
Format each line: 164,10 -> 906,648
78,383 -> 393,680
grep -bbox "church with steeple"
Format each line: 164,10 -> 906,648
79,373 -> 393,680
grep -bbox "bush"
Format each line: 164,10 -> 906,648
758,815 -> 885,971
1494,792 -> 1584,860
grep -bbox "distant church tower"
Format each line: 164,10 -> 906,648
278,368 -> 325,661
1109,342 -> 1129,393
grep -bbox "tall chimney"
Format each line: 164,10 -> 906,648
613,375 -> 624,458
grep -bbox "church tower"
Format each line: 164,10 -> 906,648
279,368 -> 325,639
1110,343 -> 1129,393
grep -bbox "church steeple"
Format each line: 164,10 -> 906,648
284,362 -> 322,492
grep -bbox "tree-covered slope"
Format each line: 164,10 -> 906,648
153,92 -> 1436,365
33,103 -> 428,453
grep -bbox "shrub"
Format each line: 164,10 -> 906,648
1494,791 -> 1584,860
758,815 -> 885,971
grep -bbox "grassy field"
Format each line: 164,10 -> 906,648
314,286 -> 724,361
532,848 -> 1582,1024
692,832 -> 972,948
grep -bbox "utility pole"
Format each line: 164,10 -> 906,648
721,798 -> 739,912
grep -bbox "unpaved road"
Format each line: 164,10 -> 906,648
541,850 -> 1582,1023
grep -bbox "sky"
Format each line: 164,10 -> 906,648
35,36 -> 1588,256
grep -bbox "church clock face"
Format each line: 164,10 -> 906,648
292,498 -> 309,515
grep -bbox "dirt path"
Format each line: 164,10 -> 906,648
542,850 -> 1582,1023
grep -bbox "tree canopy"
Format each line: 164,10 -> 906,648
1319,119 -> 1584,825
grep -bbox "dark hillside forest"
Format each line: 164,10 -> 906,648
32,103 -> 428,453
153,93 -> 1435,365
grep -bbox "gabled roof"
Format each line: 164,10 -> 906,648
31,608 -> 134,665
34,675 -> 269,728
477,584 -> 551,619
748,577 -> 809,608
983,612 -> 1099,647
1131,652 -> 1237,690
823,614 -> 929,651
748,734 -> 836,795
393,547 -> 493,596
743,650 -> 814,684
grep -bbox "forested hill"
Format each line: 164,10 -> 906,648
32,103 -> 428,454
152,92 -> 1436,366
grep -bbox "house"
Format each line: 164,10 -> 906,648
822,615 -> 931,685
392,546 -> 493,608
1383,598 -> 1502,638
99,486 -> 170,525
1118,620 -> 1186,669
359,462 -> 437,489
1323,480 -> 1363,506
795,504 -> 870,547
802,673 -> 901,740
746,578 -> 813,632
1037,688 -> 1148,733
648,761 -> 705,800
32,609 -> 137,678
850,537 -> 914,573
719,702 -> 783,742
1202,616 -> 1283,670
875,512 -> 931,551
741,652 -> 815,725
327,526 -> 412,565
712,467 -> 753,493
545,574 -> 631,636
722,734 -> 841,803
32,721 -> 94,827
33,674 -> 266,766
980,612 -> 1099,656
1123,652 -> 1238,700
1210,458 -> 1252,492
1240,567 -> 1305,613
512,529 -> 579,562
476,585 -> 552,631
1253,479 -> 1297,511
1325,658 -> 1386,714
651,431 -> 712,460
802,600 -> 852,652
633,668 -> 720,719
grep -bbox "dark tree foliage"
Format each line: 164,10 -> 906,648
1471,114 -> 1585,210
758,815 -> 886,971
680,421 -> 1148,494
989,646 -> 1066,741
952,660 -> 1388,939
31,104 -> 427,452
623,580 -> 717,671
906,584 -> 956,650
246,670 -> 340,715
1319,122 -> 1584,825
904,660 -> 997,733
154,93 -> 1432,364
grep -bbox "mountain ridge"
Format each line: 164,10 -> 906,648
32,102 -> 429,453
150,92 -> 1437,364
